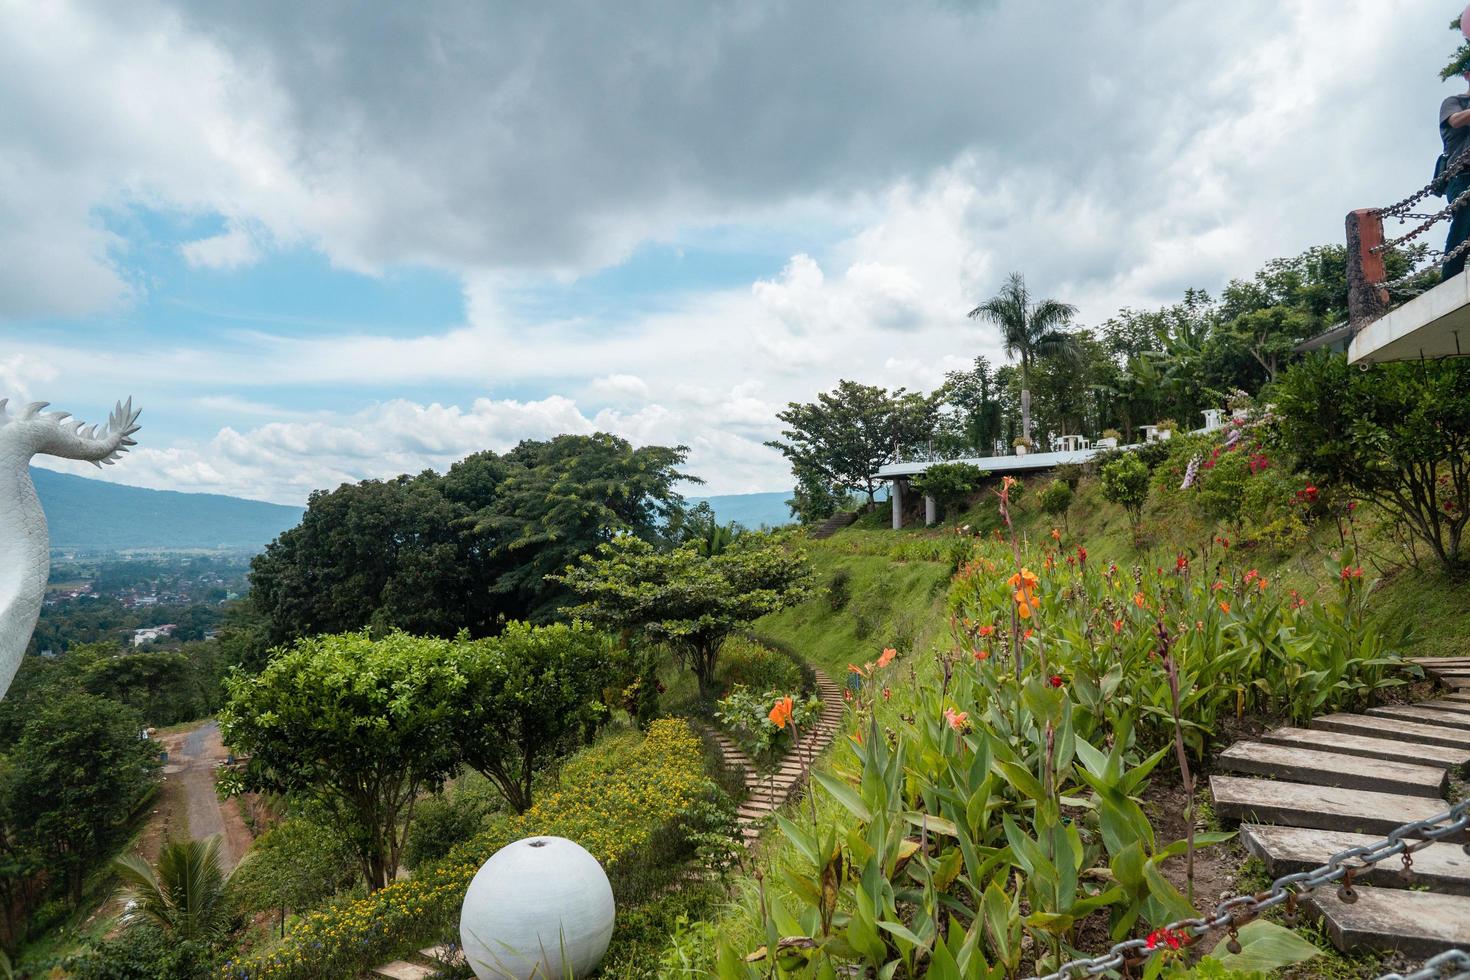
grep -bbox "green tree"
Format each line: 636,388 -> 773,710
554,534 -> 812,699
456,622 -> 614,813
910,463 -> 987,519
113,835 -> 228,942
767,380 -> 917,511
467,434 -> 695,620
1100,453 -> 1151,540
1276,355 -> 1470,571
247,472 -> 492,648
785,471 -> 850,525
938,357 -> 1004,455
968,272 -> 1080,445
1038,479 -> 1074,529
7,693 -> 159,903
228,818 -> 358,937
219,632 -> 464,889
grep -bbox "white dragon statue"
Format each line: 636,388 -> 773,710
0,397 -> 141,699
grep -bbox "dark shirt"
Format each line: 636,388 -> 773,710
1440,94 -> 1470,165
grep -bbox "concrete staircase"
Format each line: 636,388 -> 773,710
705,668 -> 846,847
809,511 -> 859,540
1210,659 -> 1470,960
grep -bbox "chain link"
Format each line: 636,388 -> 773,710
1025,799 -> 1470,980
1373,184 -> 1470,253
1376,144 -> 1470,219
1378,948 -> 1470,980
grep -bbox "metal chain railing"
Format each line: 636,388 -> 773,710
1379,948 -> 1470,980
1373,183 -> 1470,253
1026,799 -> 1470,980
1376,144 -> 1470,219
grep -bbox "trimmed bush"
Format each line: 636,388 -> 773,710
219,720 -> 714,980
716,635 -> 804,695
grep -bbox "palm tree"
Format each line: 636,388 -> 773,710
968,272 -> 1080,446
114,834 -> 229,942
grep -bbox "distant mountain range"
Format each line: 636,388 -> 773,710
690,491 -> 792,529
32,468 -> 304,553
29,469 -> 795,554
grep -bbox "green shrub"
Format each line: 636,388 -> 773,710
66,926 -> 216,980
1038,479 -> 1073,524
825,568 -> 852,611
1100,452 -> 1151,534
716,635 -> 804,695
910,462 -> 988,518
402,781 -> 497,870
222,720 -> 716,980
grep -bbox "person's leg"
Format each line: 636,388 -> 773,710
1443,174 -> 1470,279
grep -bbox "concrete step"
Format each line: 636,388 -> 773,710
1259,726 -> 1470,775
1209,776 -> 1460,840
1310,886 -> 1470,958
1216,741 -> 1447,798
1419,699 -> 1470,716
1443,676 -> 1470,689
1368,705 -> 1470,731
371,962 -> 438,980
1311,713 -> 1470,751
1240,824 -> 1470,896
1410,657 -> 1470,669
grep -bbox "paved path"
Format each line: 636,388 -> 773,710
161,720 -> 249,870
1211,657 -> 1470,960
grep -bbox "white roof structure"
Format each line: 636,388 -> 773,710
876,447 -> 1112,480
1350,270 -> 1470,364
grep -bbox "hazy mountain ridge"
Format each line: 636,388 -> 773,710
32,467 -> 304,552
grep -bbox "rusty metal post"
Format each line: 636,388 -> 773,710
1346,209 -> 1390,332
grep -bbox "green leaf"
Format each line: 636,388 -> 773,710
813,770 -> 872,823
1208,920 -> 1321,972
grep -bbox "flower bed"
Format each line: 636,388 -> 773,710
220,719 -> 709,979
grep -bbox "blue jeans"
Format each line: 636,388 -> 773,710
1443,173 -> 1470,280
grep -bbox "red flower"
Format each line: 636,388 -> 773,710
1112,618 -> 1124,634
1175,555 -> 1188,572
1146,927 -> 1183,951
1049,675 -> 1064,688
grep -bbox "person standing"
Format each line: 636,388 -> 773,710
1441,11 -> 1470,279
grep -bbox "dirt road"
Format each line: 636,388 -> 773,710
158,720 -> 253,871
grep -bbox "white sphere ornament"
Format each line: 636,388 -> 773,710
459,836 -> 615,980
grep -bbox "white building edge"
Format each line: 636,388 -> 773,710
876,409 -> 1229,529
1349,268 -> 1470,364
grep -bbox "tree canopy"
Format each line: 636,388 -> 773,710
219,631 -> 465,890
247,432 -> 694,646
554,533 -> 812,698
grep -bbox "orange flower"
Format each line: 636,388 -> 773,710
1051,527 -> 1061,541
973,649 -> 990,662
977,624 -> 995,637
943,707 -> 969,731
877,647 -> 897,669
1008,567 -> 1040,619
847,662 -> 867,677
850,730 -> 864,746
768,696 -> 794,729
1218,601 -> 1231,614
1133,591 -> 1146,608
1112,618 -> 1124,633
1256,577 -> 1269,592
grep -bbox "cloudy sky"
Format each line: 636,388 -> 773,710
0,0 -> 1456,503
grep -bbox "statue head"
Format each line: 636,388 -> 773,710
0,398 -> 142,466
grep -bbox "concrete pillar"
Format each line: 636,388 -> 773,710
891,480 -> 904,529
924,495 -> 937,527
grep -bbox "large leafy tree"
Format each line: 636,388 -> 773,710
937,356 -> 1004,456
219,632 -> 464,889
456,622 -> 614,812
968,272 -> 1080,446
7,693 -> 159,903
767,380 -> 916,510
554,534 -> 812,698
248,472 -> 494,648
468,434 -> 694,619
1276,355 -> 1470,572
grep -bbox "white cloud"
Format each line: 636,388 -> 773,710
181,221 -> 263,269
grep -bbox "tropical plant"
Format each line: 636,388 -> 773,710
1039,479 -> 1074,529
114,835 -> 229,942
969,272 -> 1081,445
